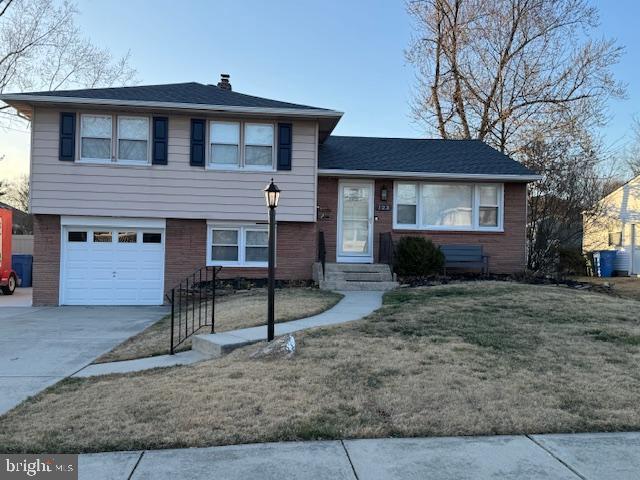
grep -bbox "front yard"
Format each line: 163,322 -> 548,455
574,275 -> 640,302
1,281 -> 639,453
95,288 -> 343,363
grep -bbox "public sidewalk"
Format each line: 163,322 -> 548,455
78,432 -> 640,479
73,291 -> 384,377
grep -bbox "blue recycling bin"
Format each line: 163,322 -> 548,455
11,254 -> 33,287
594,250 -> 617,278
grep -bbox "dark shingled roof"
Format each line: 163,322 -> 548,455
12,82 -> 331,111
318,136 -> 536,176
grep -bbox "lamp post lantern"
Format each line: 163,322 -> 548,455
264,179 -> 280,341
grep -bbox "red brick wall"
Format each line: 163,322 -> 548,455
32,214 -> 60,306
164,219 -> 317,291
164,219 -> 208,291
316,177 -> 528,274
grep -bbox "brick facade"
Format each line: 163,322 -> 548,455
316,177 -> 528,274
164,219 -> 317,292
32,214 -> 61,306
31,178 -> 527,305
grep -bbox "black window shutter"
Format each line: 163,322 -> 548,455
277,123 -> 292,171
152,117 -> 168,165
59,112 -> 76,161
190,119 -> 205,166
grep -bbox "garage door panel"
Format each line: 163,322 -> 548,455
61,223 -> 165,305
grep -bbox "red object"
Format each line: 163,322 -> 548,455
0,208 -> 17,294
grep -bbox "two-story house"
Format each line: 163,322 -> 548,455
0,75 -> 540,306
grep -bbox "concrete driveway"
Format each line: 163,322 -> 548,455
0,287 -> 32,307
0,304 -> 168,415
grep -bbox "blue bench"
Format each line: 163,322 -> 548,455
441,245 -> 489,275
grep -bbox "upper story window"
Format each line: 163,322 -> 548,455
117,116 -> 149,163
244,123 -> 274,169
208,120 -> 275,170
80,114 -> 112,162
210,121 -> 240,167
394,182 -> 504,232
80,114 -> 150,164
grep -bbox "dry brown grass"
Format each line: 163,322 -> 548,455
2,281 -> 639,453
574,276 -> 640,302
94,288 -> 343,363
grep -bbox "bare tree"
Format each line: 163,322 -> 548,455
624,117 -> 640,176
407,0 -> 626,273
0,0 -> 136,124
523,128 -> 619,272
407,0 -> 624,154
4,174 -> 29,211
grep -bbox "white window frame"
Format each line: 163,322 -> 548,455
477,184 -> 501,229
394,182 -> 419,229
116,115 -> 151,165
77,113 -> 153,166
208,121 -> 241,169
79,113 -> 113,164
206,223 -> 271,267
243,122 -> 275,171
393,182 -> 504,232
206,120 -> 276,172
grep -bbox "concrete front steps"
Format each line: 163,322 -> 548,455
316,262 -> 398,291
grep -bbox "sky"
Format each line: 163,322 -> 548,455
1,0 -> 639,180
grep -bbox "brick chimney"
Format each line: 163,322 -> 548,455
217,73 -> 232,91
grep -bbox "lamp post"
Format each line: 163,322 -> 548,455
264,179 -> 280,342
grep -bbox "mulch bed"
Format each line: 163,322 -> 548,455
397,272 -> 619,297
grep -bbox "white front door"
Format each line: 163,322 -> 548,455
633,225 -> 640,275
60,225 -> 165,305
337,180 -> 374,263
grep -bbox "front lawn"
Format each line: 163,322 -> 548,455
95,288 -> 343,363
574,275 -> 640,302
1,281 -> 639,453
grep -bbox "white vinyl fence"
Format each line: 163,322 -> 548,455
12,235 -> 34,255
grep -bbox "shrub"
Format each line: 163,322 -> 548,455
394,236 -> 445,276
558,247 -> 588,276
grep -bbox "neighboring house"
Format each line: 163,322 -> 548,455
0,201 -> 32,235
583,175 -> 640,276
0,75 -> 540,306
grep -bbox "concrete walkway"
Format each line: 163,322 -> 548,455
193,290 -> 384,357
73,291 -> 384,378
78,432 -> 640,479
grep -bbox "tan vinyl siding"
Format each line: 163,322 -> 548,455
583,176 -> 640,274
30,107 -> 318,222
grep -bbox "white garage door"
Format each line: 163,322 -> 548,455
60,222 -> 165,305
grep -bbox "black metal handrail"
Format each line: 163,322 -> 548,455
318,230 -> 327,279
379,232 -> 394,269
167,265 -> 222,355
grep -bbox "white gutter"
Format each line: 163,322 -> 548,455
317,168 -> 542,182
0,94 -> 344,118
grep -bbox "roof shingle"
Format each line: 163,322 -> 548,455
10,82 -> 331,111
318,136 -> 537,177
